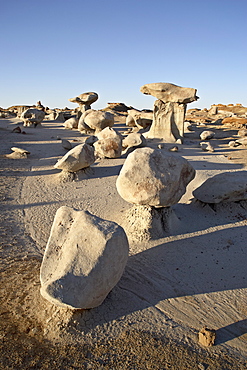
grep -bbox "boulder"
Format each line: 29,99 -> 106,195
193,171 -> 247,203
54,143 -> 95,172
200,130 -> 215,140
200,141 -> 215,152
61,139 -> 72,150
93,127 -> 123,158
40,207 -> 129,309
140,82 -> 198,104
21,108 -> 45,126
116,147 -> 195,207
63,117 -> 79,129
78,110 -> 114,133
126,109 -> 153,129
122,132 -> 146,150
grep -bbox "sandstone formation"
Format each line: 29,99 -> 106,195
193,171 -> 247,203
21,108 -> 46,127
126,109 -> 153,130
93,127 -> 123,158
78,109 -> 114,134
69,92 -> 98,117
140,82 -> 198,142
54,143 -> 95,172
200,142 -> 215,152
40,207 -> 129,309
116,147 -> 195,207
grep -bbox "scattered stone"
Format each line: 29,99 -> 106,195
193,171 -> 247,203
228,141 -> 238,147
40,206 -> 129,309
116,147 -> 195,207
11,147 -> 30,155
169,146 -> 179,152
200,130 -> 215,140
61,139 -> 72,150
235,137 -> 247,146
54,143 -> 95,172
11,126 -> 22,133
157,144 -> 164,149
200,142 -> 214,152
198,327 -> 216,347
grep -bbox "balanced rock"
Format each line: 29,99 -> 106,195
140,82 -> 198,104
69,92 -> 98,114
78,109 -> 114,134
193,171 -> 247,203
93,127 -> 123,158
116,147 -> 195,207
54,143 -> 95,172
21,108 -> 45,127
40,206 -> 129,309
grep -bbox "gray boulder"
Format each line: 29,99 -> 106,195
93,127 -> 123,158
54,143 -> 95,172
116,147 -> 195,207
21,108 -> 45,126
78,109 -> 114,133
193,171 -> 247,203
40,207 -> 129,309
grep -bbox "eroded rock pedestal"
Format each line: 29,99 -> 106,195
140,82 -> 198,142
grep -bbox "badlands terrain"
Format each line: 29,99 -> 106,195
0,103 -> 247,369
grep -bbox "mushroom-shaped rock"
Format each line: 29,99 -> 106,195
54,143 -> 95,172
63,117 -> 79,129
93,127 -> 123,158
193,171 -> 247,203
69,92 -> 98,114
78,109 -> 114,133
140,82 -> 198,104
21,108 -> 45,127
40,206 -> 129,309
116,147 -> 195,207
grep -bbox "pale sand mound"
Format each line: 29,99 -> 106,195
0,117 -> 247,368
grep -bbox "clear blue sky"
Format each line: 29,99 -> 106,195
1,0 -> 247,111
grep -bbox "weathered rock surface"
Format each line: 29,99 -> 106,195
116,147 -> 195,207
200,141 -> 215,152
40,206 -> 129,309
21,108 -> 45,126
140,82 -> 198,104
78,110 -> 114,133
193,171 -> 247,203
54,143 -> 95,172
126,109 -> 153,129
93,127 -> 123,158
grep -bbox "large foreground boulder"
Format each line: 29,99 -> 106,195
54,143 -> 95,172
193,171 -> 247,203
116,147 -> 195,207
40,207 -> 129,309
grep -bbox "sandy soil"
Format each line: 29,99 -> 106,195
0,115 -> 247,369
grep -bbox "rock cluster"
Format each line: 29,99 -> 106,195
54,143 -> 95,172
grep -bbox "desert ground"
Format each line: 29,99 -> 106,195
0,109 -> 247,369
